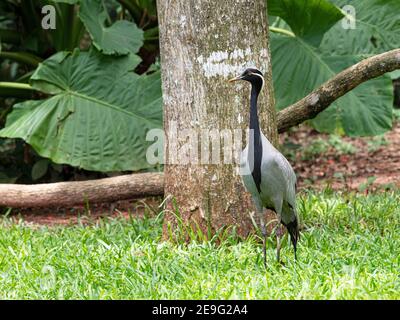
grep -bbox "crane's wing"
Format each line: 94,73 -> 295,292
271,151 -> 297,209
267,148 -> 300,252
240,135 -> 297,218
259,133 -> 297,216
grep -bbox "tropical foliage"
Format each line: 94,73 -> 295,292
269,0 -> 399,136
0,0 -> 398,180
1,49 -> 161,171
0,0 -> 160,180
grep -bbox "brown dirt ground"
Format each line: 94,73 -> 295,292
281,122 -> 400,192
6,122 -> 400,225
6,197 -> 163,226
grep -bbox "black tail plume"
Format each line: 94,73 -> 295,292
285,218 -> 300,259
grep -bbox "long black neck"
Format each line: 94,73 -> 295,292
250,83 -> 261,133
249,80 -> 263,193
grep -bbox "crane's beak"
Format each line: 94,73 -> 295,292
228,75 -> 242,83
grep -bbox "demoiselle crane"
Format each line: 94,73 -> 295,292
229,68 -> 299,266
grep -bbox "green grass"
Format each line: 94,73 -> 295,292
0,191 -> 399,299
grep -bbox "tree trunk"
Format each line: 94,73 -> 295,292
157,0 -> 278,238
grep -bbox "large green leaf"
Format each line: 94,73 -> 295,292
269,0 -> 396,136
312,55 -> 393,135
79,0 -> 143,55
0,49 -> 162,172
321,0 -> 400,55
268,0 -> 343,46
271,34 -> 393,136
390,70 -> 400,80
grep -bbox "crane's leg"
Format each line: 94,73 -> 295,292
276,225 -> 283,263
258,213 -> 267,268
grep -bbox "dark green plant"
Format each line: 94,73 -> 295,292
268,0 -> 399,137
0,0 -> 161,178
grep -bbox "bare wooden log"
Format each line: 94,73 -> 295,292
0,172 -> 164,208
277,49 -> 400,133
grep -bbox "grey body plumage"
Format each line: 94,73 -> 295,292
230,67 -> 299,266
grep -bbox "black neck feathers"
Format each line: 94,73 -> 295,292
249,78 -> 263,193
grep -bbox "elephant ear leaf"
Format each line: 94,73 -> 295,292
78,0 -> 144,55
321,0 -> 400,55
269,0 -> 394,136
268,0 -> 344,46
0,49 -> 163,172
271,34 -> 393,137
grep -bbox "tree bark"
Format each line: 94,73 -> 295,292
0,173 -> 163,208
157,0 -> 278,238
277,48 -> 400,133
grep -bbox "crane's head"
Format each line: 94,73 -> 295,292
228,68 -> 264,90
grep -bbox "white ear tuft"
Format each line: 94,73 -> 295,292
251,73 -> 265,89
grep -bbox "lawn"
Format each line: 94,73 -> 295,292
0,191 -> 399,299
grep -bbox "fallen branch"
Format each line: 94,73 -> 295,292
0,172 -> 164,208
277,48 -> 400,133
